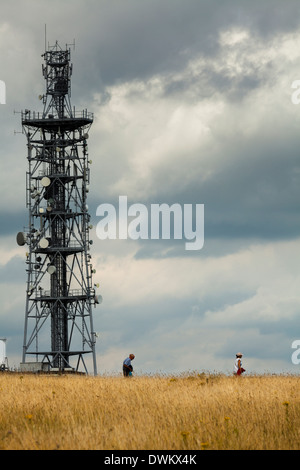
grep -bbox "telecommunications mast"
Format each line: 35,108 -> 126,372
17,41 -> 100,375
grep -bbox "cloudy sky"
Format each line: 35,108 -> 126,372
1,0 -> 300,374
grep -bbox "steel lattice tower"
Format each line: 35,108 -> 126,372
17,42 -> 99,375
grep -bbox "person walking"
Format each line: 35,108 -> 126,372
123,353 -> 135,377
234,352 -> 245,376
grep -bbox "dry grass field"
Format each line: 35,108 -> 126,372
0,372 -> 300,450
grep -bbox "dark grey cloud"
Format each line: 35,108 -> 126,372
77,0 -> 300,89
2,0 -> 300,101
162,70 -> 263,103
0,213 -> 27,237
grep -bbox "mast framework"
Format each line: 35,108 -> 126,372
19,42 -> 98,375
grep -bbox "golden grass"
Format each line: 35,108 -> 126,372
0,372 -> 300,450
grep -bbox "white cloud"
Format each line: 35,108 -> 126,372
219,28 -> 250,47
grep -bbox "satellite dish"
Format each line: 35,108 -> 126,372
95,295 -> 103,305
39,238 -> 49,249
47,265 -> 56,275
16,232 -> 27,246
41,176 -> 51,187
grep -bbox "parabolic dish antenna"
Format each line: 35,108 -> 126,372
95,295 -> 103,304
47,265 -> 56,275
16,232 -> 27,246
41,176 -> 51,187
39,238 -> 49,249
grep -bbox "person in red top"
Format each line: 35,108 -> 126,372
234,353 -> 245,376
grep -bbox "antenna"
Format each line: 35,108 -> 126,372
66,39 -> 75,51
44,24 -> 47,54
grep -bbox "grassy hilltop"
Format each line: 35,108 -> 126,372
0,373 -> 300,450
